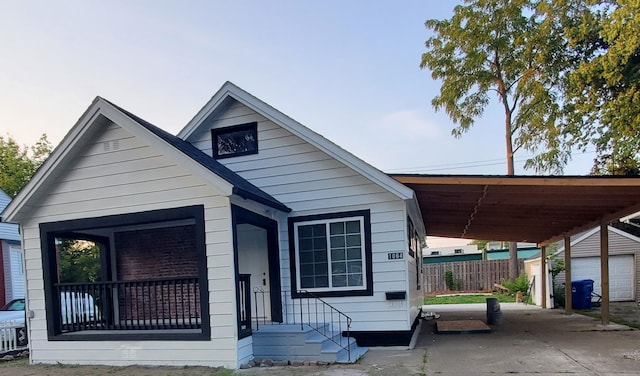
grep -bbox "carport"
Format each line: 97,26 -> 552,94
391,174 -> 640,323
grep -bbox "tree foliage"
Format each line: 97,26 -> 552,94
541,0 -> 640,175
0,134 -> 52,197
420,0 -> 569,174
56,239 -> 101,283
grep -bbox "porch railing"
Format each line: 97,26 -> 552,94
55,276 -> 200,333
1,320 -> 28,353
253,289 -> 352,361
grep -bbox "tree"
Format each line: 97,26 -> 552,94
542,0 -> 640,175
0,134 -> 52,197
420,0 -> 567,279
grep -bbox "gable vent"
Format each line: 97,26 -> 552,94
103,140 -> 120,152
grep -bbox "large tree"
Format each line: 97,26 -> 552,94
542,0 -> 640,175
0,134 -> 52,197
420,0 -> 567,279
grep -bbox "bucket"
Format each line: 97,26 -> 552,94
486,297 -> 502,325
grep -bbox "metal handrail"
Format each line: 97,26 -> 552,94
296,289 -> 352,361
250,288 -> 354,361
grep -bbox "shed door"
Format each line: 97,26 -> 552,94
572,255 -> 634,302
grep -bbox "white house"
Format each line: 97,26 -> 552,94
0,189 -> 24,307
1,82 -> 425,368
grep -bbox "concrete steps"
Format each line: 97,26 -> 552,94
251,323 -> 367,363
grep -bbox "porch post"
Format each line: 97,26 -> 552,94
541,245 -> 547,309
564,237 -> 572,315
600,224 -> 610,325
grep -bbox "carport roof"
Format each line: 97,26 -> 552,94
390,174 -> 640,245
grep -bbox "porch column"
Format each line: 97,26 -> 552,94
541,245 -> 547,309
564,237 -> 572,315
600,224 -> 610,325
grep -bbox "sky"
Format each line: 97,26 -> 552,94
0,1 -> 598,247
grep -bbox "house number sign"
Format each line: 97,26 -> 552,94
387,252 -> 404,260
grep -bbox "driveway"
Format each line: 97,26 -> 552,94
2,303 -> 639,375
358,303 -> 640,375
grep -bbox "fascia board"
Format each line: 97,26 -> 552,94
2,99 -> 104,223
2,99 -> 235,224
179,82 -> 414,201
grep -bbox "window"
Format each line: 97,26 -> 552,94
454,248 -> 463,254
288,210 -> 373,297
212,122 -> 258,159
430,251 -> 440,255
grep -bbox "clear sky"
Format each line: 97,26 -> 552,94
0,1 -> 596,247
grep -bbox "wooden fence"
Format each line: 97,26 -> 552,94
423,259 -> 525,294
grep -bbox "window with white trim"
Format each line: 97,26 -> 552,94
288,210 -> 373,297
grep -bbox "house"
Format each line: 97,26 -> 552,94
1,82 -> 425,368
0,189 -> 24,307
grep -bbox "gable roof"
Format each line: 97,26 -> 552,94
178,81 -> 415,201
556,225 -> 640,255
104,100 -> 290,213
2,98 -> 290,223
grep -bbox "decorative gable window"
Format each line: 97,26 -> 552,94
288,210 -> 373,297
212,122 -> 258,159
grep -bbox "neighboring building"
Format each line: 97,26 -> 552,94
0,189 -> 24,307
1,82 -> 425,368
484,246 -> 540,260
422,245 -> 482,264
554,226 -> 639,302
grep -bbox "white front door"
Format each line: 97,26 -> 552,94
237,223 -> 271,322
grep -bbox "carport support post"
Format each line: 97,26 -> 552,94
564,237 -> 572,315
541,245 -> 547,309
600,223 -> 610,325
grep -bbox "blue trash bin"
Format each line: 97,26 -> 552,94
571,279 -> 594,309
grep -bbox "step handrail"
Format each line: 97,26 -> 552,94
296,289 -> 352,361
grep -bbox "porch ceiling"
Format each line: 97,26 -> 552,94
390,175 -> 640,245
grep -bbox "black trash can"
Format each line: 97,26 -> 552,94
571,279 -> 594,309
486,297 -> 502,325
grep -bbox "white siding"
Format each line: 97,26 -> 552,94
187,100 -> 412,332
22,123 -> 240,368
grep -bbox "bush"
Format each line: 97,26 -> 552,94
444,269 -> 462,291
502,273 -> 529,294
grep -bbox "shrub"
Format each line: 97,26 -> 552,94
502,273 -> 529,294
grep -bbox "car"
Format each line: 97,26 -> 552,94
0,298 -> 25,325
0,298 -> 27,347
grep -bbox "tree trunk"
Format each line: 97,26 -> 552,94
505,99 -> 518,280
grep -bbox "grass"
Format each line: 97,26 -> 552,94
575,309 -> 640,330
424,294 -> 516,305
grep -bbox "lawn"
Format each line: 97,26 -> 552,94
424,294 -> 516,305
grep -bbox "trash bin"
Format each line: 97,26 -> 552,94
571,279 -> 594,309
486,297 -> 502,325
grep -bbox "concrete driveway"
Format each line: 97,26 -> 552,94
359,303 -> 640,375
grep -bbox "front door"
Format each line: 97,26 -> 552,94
232,206 -> 283,337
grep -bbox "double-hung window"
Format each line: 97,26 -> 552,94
289,210 -> 373,297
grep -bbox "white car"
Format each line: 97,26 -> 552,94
0,298 -> 27,347
0,298 -> 25,325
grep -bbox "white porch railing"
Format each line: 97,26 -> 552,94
1,320 -> 28,353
